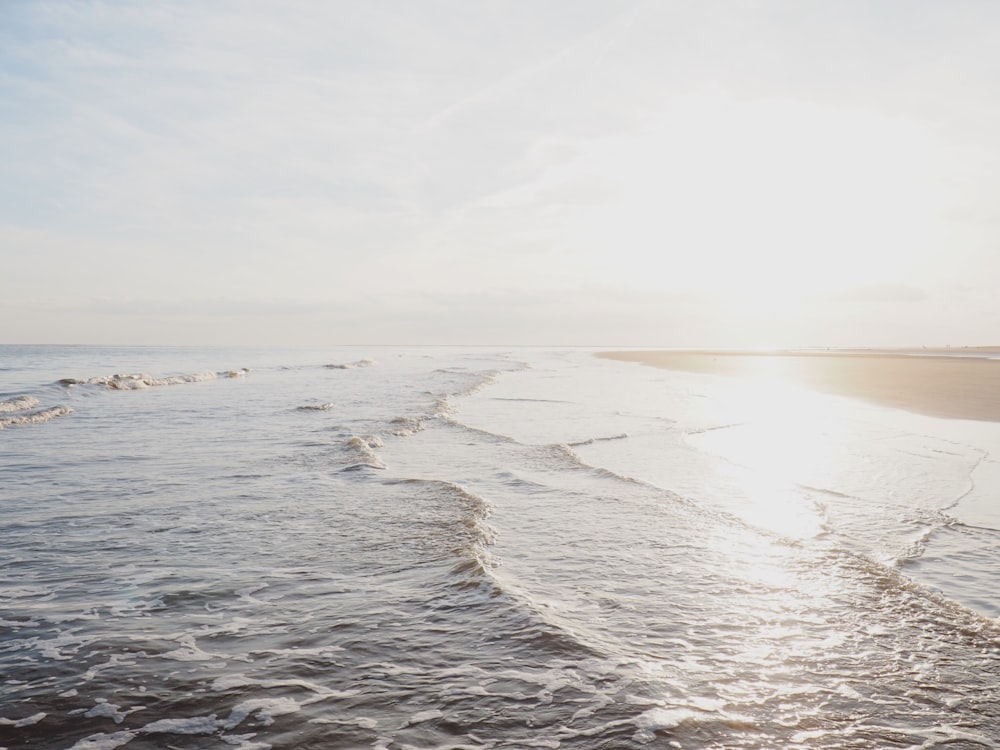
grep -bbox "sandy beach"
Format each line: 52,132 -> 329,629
598,349 -> 1000,423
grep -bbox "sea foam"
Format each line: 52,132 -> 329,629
0,395 -> 40,412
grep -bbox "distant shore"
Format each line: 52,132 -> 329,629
597,349 -> 1000,422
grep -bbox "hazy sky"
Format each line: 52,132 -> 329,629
3,1 -> 999,346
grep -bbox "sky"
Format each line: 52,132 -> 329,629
2,0 -> 1000,347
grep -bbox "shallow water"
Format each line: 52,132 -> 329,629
3,346 -> 1000,749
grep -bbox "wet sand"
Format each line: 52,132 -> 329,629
598,350 -> 1000,423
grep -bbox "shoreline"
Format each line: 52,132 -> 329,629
598,349 -> 1000,423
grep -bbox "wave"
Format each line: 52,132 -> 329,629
893,514 -> 955,565
548,443 -> 644,486
58,369 -> 250,390
381,477 -> 500,595
296,403 -> 334,412
389,415 -> 426,436
432,370 -> 502,416
0,395 -> 40,413
545,441 -> 842,555
0,406 -> 73,430
2,367 -> 247,433
325,359 -> 375,370
439,415 -> 518,445
491,397 -> 573,404
342,435 -> 385,470
65,696 -> 304,750
687,421 -> 749,435
427,359 -> 528,421
567,433 -> 629,447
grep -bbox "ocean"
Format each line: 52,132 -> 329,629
3,345 -> 1000,749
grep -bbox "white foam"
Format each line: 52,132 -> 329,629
81,701 -> 144,725
567,433 -> 629,447
82,653 -> 140,683
631,703 -> 756,744
0,712 -> 45,727
631,706 -> 704,742
308,716 -> 378,730
64,368 -> 250,391
0,617 -> 40,627
403,708 -> 443,726
25,630 -> 105,661
297,403 -> 334,411
212,675 -> 255,691
223,697 -> 301,728
98,372 -> 218,389
211,674 -> 355,700
348,435 -> 384,449
345,435 -> 386,469
160,634 -> 230,663
138,689 -> 301,736
247,645 -> 345,660
326,359 -> 376,370
390,415 -> 426,436
0,395 -> 39,412
84,702 -> 126,724
0,584 -> 56,599
142,715 -> 221,734
835,682 -> 865,700
0,406 -> 73,429
219,734 -> 270,750
67,731 -> 136,750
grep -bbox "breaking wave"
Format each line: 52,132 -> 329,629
384,477 -> 498,579
325,359 -> 376,370
389,415 -> 426,436
342,435 -> 385,470
296,403 -> 334,412
567,432 -> 630,447
58,369 -> 250,390
0,406 -> 73,430
0,395 -> 40,413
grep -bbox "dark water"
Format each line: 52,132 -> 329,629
3,346 -> 1000,749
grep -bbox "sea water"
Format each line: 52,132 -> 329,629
3,345 -> 1000,749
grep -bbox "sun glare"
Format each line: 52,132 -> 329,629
690,362 -> 849,540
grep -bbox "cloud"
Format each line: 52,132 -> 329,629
3,1 -> 1000,346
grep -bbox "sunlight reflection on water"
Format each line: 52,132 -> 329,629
687,367 -> 852,540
